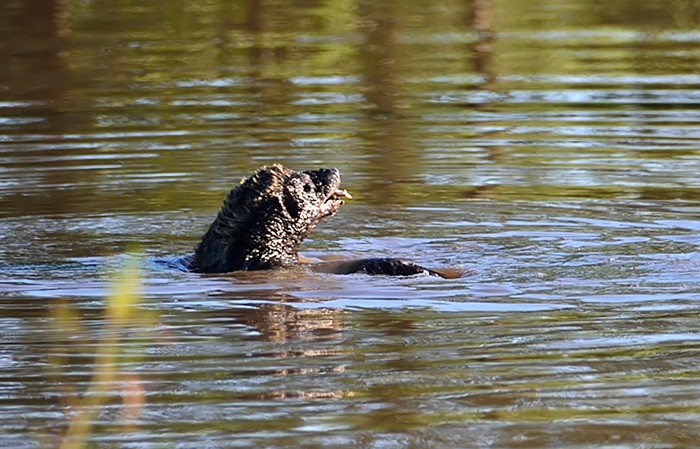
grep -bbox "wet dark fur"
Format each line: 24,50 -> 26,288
187,164 -> 446,278
191,164 -> 345,273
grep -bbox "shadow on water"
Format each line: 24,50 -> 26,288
0,0 -> 699,447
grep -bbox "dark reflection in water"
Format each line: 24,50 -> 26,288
0,0 -> 699,448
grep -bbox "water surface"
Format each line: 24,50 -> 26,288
1,0 -> 699,447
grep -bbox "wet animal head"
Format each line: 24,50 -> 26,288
193,164 -> 351,273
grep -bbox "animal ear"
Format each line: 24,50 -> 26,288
227,183 -> 261,211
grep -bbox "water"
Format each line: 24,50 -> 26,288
1,0 -> 699,447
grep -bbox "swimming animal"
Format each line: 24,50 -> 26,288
183,164 -> 447,278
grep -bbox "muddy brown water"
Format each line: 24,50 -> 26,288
1,1 -> 699,448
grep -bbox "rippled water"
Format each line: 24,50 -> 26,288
1,0 -> 699,448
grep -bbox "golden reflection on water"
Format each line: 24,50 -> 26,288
1,0 -> 698,217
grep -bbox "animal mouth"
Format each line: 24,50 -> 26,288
320,188 -> 352,217
332,188 -> 352,201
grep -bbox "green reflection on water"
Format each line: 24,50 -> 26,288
1,0 -> 698,217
